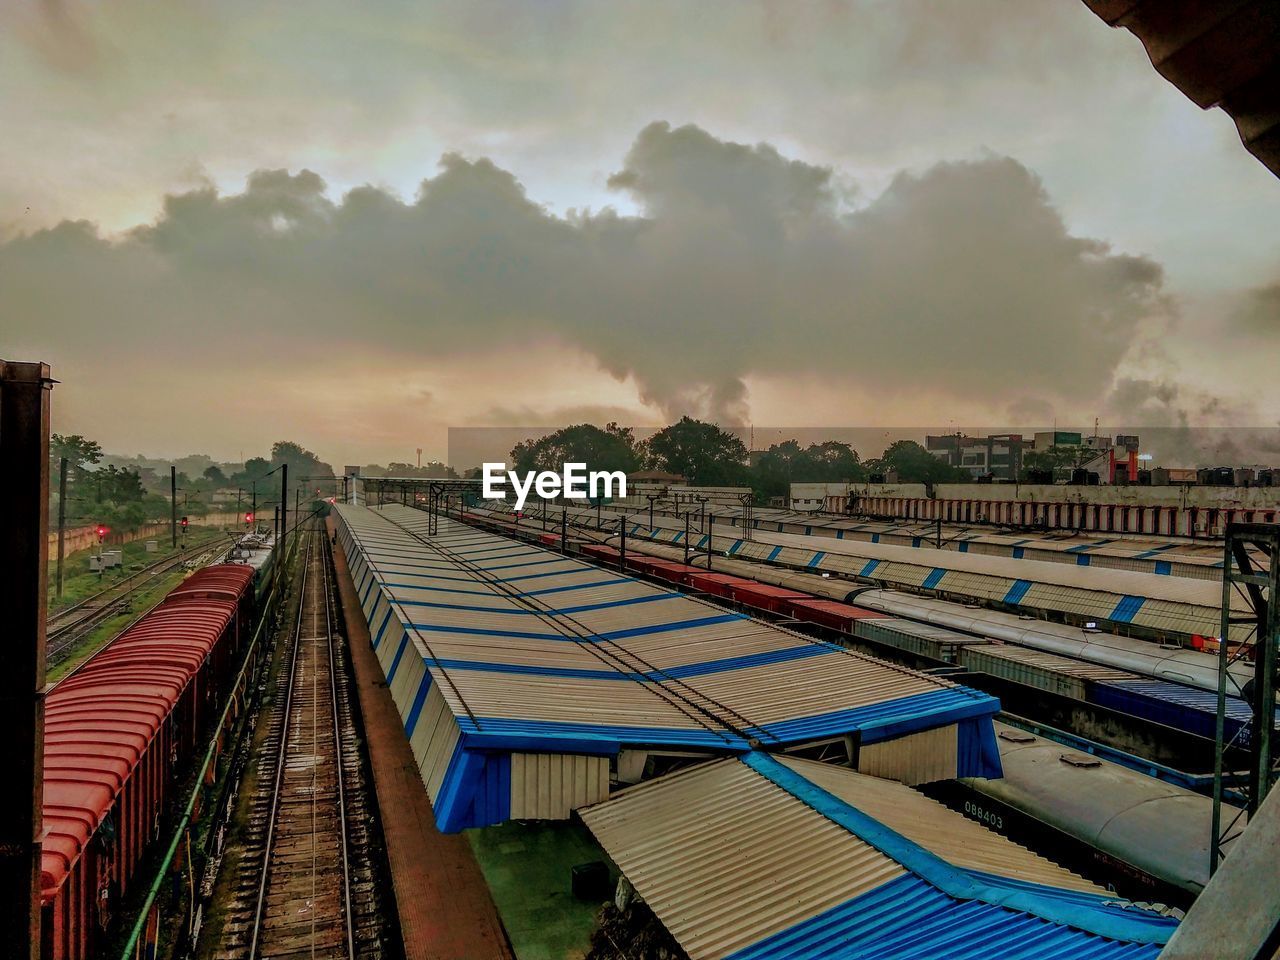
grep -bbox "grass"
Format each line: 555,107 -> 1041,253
467,820 -> 613,960
48,526 -> 228,614
46,527 -> 232,682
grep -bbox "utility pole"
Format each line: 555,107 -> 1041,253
561,504 -> 568,555
0,359 -> 54,959
619,516 -> 627,573
279,463 -> 288,563
251,481 -> 258,532
170,465 -> 177,547
683,512 -> 691,565
55,457 -> 67,598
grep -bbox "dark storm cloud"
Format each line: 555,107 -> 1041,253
1232,280 -> 1280,335
3,122 -> 1167,421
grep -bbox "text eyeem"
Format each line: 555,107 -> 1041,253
481,462 -> 626,511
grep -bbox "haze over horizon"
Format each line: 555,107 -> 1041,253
5,0 -> 1279,466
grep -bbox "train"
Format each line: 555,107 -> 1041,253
40,563 -> 256,960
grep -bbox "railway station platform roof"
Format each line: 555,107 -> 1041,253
534,503 -> 1244,642
580,754 -> 1180,960
333,503 -> 1001,831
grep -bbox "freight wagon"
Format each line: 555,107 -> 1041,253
40,563 -> 256,960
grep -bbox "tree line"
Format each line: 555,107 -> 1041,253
499,418 -> 968,503
50,435 -> 338,533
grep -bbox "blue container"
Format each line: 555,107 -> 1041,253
1088,678 -> 1258,746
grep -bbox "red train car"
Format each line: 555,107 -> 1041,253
686,571 -> 752,599
784,598 -> 885,633
40,563 -> 255,960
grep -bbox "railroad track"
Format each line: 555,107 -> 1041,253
46,536 -> 227,664
211,523 -> 392,960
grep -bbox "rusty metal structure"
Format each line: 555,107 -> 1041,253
1083,1 -> 1280,178
0,360 -> 54,959
1211,522 -> 1280,875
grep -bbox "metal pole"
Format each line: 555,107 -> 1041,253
0,359 -> 53,959
252,481 -> 257,531
561,505 -> 568,554
279,463 -> 288,568
684,512 -> 690,565
55,456 -> 67,598
1211,528 -> 1232,872
619,516 -> 627,572
170,464 -> 177,547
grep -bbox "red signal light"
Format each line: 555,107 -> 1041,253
95,524 -> 108,539
180,516 -> 188,528
244,512 -> 254,524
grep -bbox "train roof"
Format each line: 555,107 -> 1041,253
39,564 -> 251,901
968,721 -> 1236,895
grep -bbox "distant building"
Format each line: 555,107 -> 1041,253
925,433 -> 1030,481
1032,430 -> 1082,451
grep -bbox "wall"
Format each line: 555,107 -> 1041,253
48,512 -> 242,555
831,482 -> 1280,510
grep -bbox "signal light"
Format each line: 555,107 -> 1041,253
96,524 -> 109,540
244,512 -> 254,524
180,516 -> 188,528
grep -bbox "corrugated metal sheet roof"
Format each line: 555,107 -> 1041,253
497,503 -> 1241,638
518,500 -> 1237,578
342,504 -> 998,749
581,755 -> 1177,960
580,759 -> 906,959
335,503 -> 1004,830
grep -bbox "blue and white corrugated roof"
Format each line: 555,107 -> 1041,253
335,503 -> 1001,830
580,754 -> 1179,960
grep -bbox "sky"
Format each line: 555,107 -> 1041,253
2,0 -> 1278,466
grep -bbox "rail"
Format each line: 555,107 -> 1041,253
116,515 -> 306,960
245,523 -> 357,958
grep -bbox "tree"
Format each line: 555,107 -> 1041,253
510,423 -> 645,474
646,418 -> 748,485
1020,445 -> 1079,481
807,441 -> 865,482
202,464 -> 229,486
270,440 -> 336,503
751,440 -> 866,502
51,433 -> 102,477
867,440 -> 965,484
232,457 -> 272,487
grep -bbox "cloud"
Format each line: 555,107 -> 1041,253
1232,279 -> 1280,335
4,122 -> 1177,437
